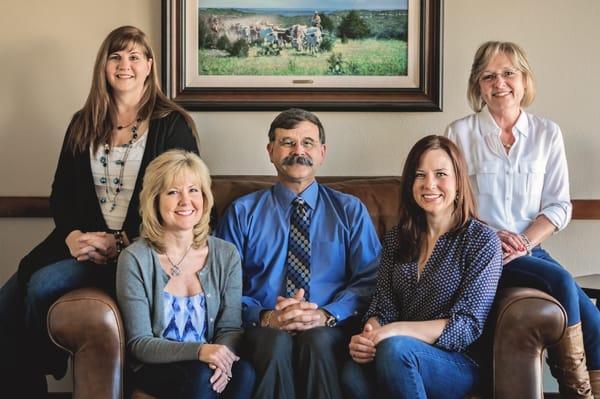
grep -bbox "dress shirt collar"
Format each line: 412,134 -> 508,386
478,106 -> 530,138
273,180 -> 318,210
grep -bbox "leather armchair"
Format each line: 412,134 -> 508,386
47,176 -> 567,399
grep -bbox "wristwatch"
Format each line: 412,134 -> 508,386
322,310 -> 337,327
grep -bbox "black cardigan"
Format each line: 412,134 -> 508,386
17,111 -> 199,290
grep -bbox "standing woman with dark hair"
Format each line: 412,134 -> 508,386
446,41 -> 600,398
341,135 -> 503,399
0,25 -> 199,396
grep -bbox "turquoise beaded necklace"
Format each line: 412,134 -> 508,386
100,118 -> 141,212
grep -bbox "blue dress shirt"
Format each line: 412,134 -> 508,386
216,181 -> 382,327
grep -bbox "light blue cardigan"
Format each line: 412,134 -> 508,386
116,236 -> 242,371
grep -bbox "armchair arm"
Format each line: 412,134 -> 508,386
492,287 -> 567,399
47,287 -> 125,399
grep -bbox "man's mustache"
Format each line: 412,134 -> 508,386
282,155 -> 314,166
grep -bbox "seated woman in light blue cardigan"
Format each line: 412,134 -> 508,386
116,149 -> 254,399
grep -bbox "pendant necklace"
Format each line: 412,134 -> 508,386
166,243 -> 193,277
100,117 -> 141,212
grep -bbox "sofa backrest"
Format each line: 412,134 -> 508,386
211,176 -> 403,240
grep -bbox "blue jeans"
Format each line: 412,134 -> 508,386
0,272 -> 49,396
502,247 -> 600,369
20,258 -> 114,379
133,359 -> 255,399
341,336 -> 479,399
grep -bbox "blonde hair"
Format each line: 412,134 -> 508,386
67,25 -> 198,154
139,150 -> 213,253
467,41 -> 536,112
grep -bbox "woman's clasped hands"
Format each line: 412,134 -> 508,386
66,230 -> 124,264
199,343 -> 240,393
496,230 -> 528,264
349,317 -> 414,364
348,317 -> 390,364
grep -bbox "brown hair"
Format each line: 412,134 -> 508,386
467,41 -> 536,112
268,108 -> 326,144
139,150 -> 213,253
66,26 -> 198,154
395,135 -> 478,263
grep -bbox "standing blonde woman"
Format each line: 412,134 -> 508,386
446,41 -> 600,398
117,150 -> 254,398
0,26 -> 199,396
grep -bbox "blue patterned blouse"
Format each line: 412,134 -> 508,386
162,291 -> 208,343
365,219 -> 502,353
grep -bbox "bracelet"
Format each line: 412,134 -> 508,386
113,231 -> 125,255
520,233 -> 532,256
262,310 -> 274,328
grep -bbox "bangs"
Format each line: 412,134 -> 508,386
109,36 -> 149,57
160,163 -> 204,192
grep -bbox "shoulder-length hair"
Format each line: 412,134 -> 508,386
66,25 -> 198,154
467,41 -> 536,112
395,135 -> 478,263
139,150 -> 213,253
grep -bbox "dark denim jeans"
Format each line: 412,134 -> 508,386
134,359 -> 255,399
0,272 -> 48,396
341,336 -> 479,399
502,247 -> 600,369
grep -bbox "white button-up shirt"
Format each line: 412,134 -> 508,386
445,107 -> 572,234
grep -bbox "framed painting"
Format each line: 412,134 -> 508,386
162,0 -> 443,111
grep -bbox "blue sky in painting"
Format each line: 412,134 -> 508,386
199,0 -> 407,10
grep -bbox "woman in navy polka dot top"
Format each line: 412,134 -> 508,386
341,135 -> 503,399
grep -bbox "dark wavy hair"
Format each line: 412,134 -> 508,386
395,135 -> 478,263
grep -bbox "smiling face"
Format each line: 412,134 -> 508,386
479,52 -> 525,116
267,120 -> 327,192
105,44 -> 152,96
412,148 -> 457,221
158,170 -> 204,234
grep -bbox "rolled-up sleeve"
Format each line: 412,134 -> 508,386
435,230 -> 503,352
539,123 -> 572,231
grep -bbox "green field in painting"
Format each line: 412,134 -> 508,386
198,39 -> 407,76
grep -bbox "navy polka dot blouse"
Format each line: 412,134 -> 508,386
365,218 -> 503,353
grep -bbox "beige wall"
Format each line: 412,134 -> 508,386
0,0 -> 598,391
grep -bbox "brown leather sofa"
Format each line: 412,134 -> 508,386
47,176 -> 567,399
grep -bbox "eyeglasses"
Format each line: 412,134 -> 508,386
277,137 -> 319,150
479,69 -> 521,84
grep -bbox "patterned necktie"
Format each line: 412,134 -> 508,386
285,197 -> 311,299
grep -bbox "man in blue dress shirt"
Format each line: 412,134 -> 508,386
216,108 -> 381,399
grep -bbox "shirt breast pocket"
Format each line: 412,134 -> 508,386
473,162 -> 499,195
312,240 -> 345,283
516,162 -> 545,197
